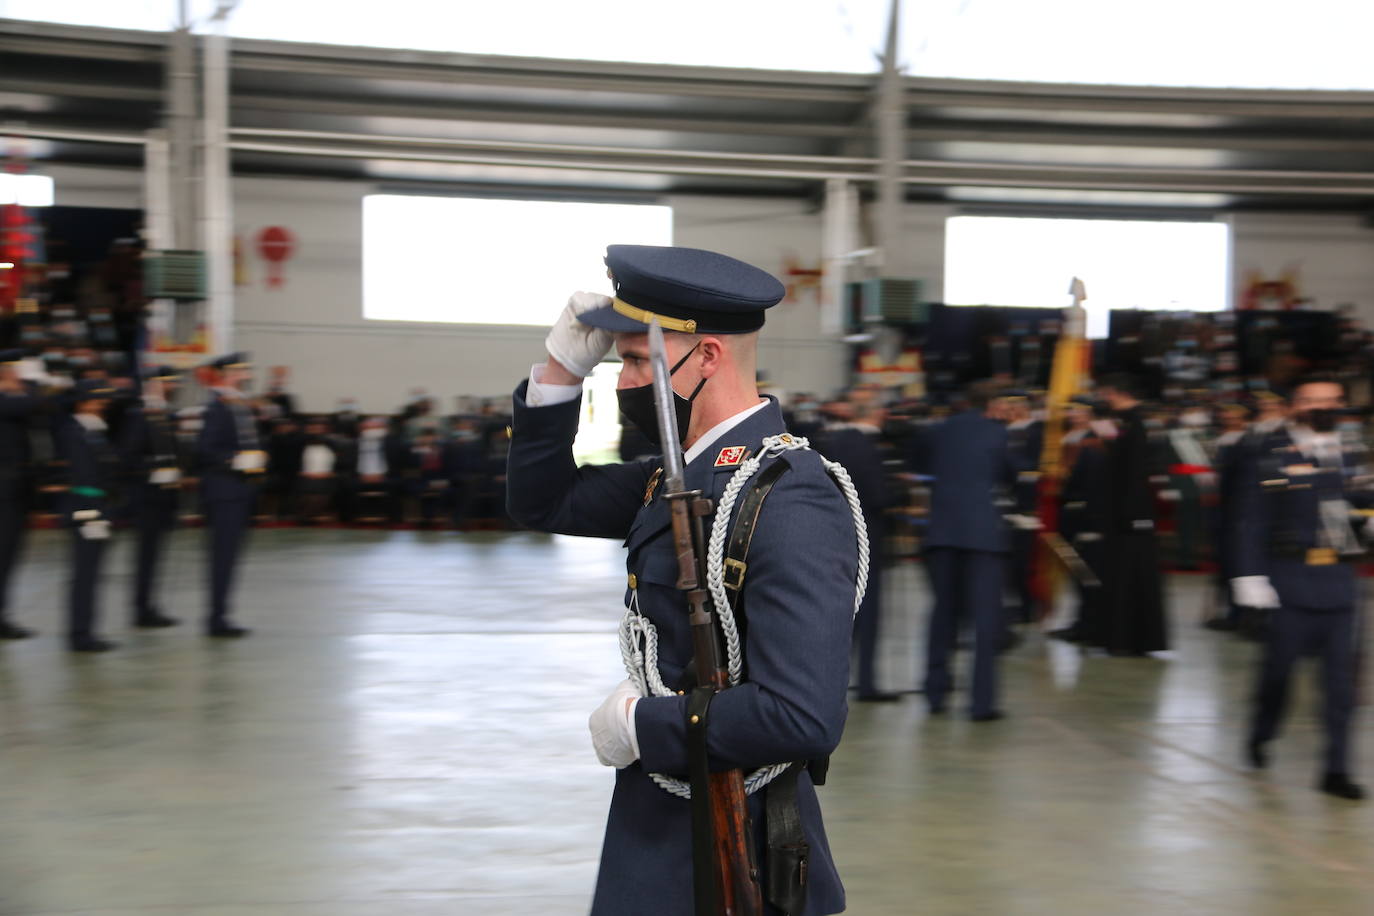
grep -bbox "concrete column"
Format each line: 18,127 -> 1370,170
874,0 -> 904,274
201,11 -> 235,355
821,178 -> 858,337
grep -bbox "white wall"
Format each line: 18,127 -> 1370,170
40,164 -> 1374,410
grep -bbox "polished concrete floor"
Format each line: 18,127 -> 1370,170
3,528 -> 1374,915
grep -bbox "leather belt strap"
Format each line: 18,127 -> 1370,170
686,687 -> 721,916
765,763 -> 809,915
723,459 -> 791,595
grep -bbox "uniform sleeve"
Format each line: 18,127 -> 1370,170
505,379 -> 654,540
1229,443 -> 1271,579
635,463 -> 856,773
0,390 -> 40,417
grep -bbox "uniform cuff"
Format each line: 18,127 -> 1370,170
526,363 -> 583,408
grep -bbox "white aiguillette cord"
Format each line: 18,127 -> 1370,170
619,433 -> 870,799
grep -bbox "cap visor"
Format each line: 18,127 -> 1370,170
576,303 -> 652,334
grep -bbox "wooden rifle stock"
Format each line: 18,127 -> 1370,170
667,489 -> 763,916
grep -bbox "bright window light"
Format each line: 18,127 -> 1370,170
0,174 -> 54,207
362,195 -> 672,324
944,216 -> 1230,339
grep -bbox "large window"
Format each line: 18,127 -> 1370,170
362,195 -> 672,325
943,216 -> 1230,338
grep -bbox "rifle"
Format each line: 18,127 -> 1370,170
648,320 -> 763,916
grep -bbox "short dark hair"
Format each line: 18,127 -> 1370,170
1288,374 -> 1345,402
964,380 -> 1000,411
1097,372 -> 1147,400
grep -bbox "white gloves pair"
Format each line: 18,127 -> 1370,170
545,292 -> 614,379
1230,576 -> 1280,609
589,678 -> 641,769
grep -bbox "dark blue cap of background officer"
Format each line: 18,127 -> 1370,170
576,245 -> 785,336
206,352 -> 252,371
65,378 -> 116,408
0,349 -> 25,365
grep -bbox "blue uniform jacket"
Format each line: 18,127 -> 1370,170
507,383 -> 857,916
0,385 -> 41,501
53,415 -> 118,520
196,395 -> 258,504
1231,425 -> 1374,610
918,409 -> 1017,553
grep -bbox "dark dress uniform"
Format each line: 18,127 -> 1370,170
120,394 -> 184,626
1056,429 -> 1110,640
1100,405 -> 1169,654
1005,417 -> 1043,623
1232,424 -> 1372,784
918,408 -> 1017,718
815,422 -> 891,699
508,391 -> 856,915
196,388 -> 263,635
0,359 -> 42,638
54,403 -> 121,650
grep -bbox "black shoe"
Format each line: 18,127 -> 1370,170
68,637 -> 117,653
1246,739 -> 1269,769
1319,773 -> 1365,801
207,622 -> 251,638
134,611 -> 179,629
927,701 -> 948,716
0,619 -> 35,640
1048,626 -> 1083,643
856,691 -> 903,703
971,710 -> 1006,722
1204,618 -> 1239,632
999,631 -> 1024,654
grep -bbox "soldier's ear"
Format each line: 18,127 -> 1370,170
697,336 -> 726,379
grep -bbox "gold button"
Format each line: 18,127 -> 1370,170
628,573 -> 638,589
689,715 -> 700,724
677,690 -> 685,696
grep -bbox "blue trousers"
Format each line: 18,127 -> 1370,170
923,548 -> 1004,716
1250,605 -> 1359,775
205,497 -> 253,625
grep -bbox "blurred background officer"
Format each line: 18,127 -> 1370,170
1231,376 -> 1373,800
0,350 -> 44,639
817,399 -> 897,701
1050,395 -> 1112,644
197,353 -> 263,638
1097,373 -> 1169,656
54,378 -> 119,652
917,380 -> 1017,720
120,366 -> 184,629
1002,391 -> 1043,626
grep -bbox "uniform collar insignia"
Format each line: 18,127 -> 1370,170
714,446 -> 747,468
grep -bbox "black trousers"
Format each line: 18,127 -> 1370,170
69,528 -> 108,643
1250,605 -> 1359,775
132,485 -> 178,617
923,547 -> 1004,716
0,495 -> 27,620
206,497 -> 253,625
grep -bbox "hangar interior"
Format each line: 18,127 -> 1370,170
3,5 -> 1374,915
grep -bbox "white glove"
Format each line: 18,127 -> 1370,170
545,292 -> 614,379
150,468 -> 181,485
589,678 -> 641,768
1231,575 -> 1280,609
1007,514 -> 1042,531
73,510 -> 111,541
16,357 -> 49,384
232,450 -> 267,472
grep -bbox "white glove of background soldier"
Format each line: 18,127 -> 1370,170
545,292 -> 614,379
589,678 -> 641,768
1230,575 -> 1280,609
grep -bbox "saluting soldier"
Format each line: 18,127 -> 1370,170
0,350 -> 45,639
54,378 -> 121,652
1231,375 -> 1374,799
507,245 -> 862,915
120,366 -> 185,629
196,353 -> 264,638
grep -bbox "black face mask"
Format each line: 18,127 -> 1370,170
617,343 -> 707,449
1299,408 -> 1340,433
